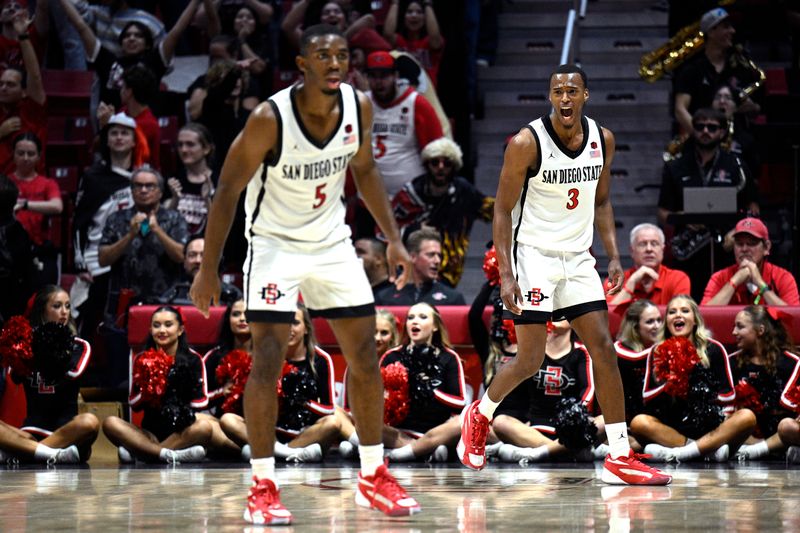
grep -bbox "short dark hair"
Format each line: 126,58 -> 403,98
406,227 -> 441,254
550,63 -> 588,89
692,107 -> 727,131
122,64 -> 158,106
183,235 -> 204,257
300,24 -> 345,55
118,21 -> 154,50
2,66 -> 26,89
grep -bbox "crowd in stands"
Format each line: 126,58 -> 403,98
1,1 -> 799,466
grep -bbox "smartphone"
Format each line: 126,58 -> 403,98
140,219 -> 150,236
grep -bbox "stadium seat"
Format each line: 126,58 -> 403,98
42,69 -> 94,117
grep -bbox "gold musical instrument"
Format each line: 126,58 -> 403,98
661,43 -> 765,162
639,0 -> 736,83
639,22 -> 704,83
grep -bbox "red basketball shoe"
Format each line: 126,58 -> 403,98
457,401 -> 490,470
243,477 -> 293,525
601,450 -> 673,485
356,462 -> 421,516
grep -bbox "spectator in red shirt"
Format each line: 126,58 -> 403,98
0,12 -> 44,175
0,0 -> 47,72
9,132 -> 62,246
702,217 -> 799,306
607,223 -> 691,309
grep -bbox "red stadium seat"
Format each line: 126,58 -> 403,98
42,69 -> 94,117
48,165 -> 80,194
158,116 -> 179,177
46,116 -> 93,169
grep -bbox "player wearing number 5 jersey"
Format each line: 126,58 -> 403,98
457,64 -> 672,486
191,25 -> 421,525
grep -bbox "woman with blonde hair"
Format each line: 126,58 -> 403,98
631,295 -> 755,462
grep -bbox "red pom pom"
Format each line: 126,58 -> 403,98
734,379 -> 764,414
132,349 -> 173,407
216,349 -> 252,414
482,246 -> 500,286
502,320 -> 517,345
653,337 -> 700,399
381,362 -> 410,426
275,361 -> 294,398
0,316 -> 34,378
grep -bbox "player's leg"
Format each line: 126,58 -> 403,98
330,314 -> 422,516
241,320 -> 294,525
458,322 -> 548,470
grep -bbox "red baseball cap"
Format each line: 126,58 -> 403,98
366,51 -> 395,71
733,217 -> 769,241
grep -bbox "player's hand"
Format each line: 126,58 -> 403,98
386,239 -> 412,290
606,258 -> 624,295
190,266 -> 221,318
499,272 -> 523,315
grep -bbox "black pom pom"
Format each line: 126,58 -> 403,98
159,358 -> 200,433
553,397 -> 597,452
681,366 -> 724,436
31,322 -> 75,384
400,345 -> 444,407
277,366 -> 320,431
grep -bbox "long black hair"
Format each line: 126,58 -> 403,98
145,305 -> 192,359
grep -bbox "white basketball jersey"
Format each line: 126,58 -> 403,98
369,87 -> 425,197
512,115 -> 605,252
245,83 -> 361,251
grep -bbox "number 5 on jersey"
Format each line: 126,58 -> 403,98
313,183 -> 327,209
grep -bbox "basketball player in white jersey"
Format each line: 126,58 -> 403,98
457,64 -> 672,485
190,25 -> 421,525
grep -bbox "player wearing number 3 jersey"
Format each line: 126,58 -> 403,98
457,64 -> 672,486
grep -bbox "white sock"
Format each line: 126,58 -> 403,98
673,441 -> 701,461
273,441 -> 293,459
741,440 -> 770,460
251,457 -> 276,485
359,443 -> 384,477
387,444 -> 416,462
605,422 -> 630,459
478,394 -> 501,420
33,444 -> 58,461
348,432 -> 360,446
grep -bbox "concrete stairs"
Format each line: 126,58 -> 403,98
460,0 -> 672,301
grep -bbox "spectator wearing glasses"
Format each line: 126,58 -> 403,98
98,166 -> 188,324
657,107 -> 758,300
392,137 -> 493,287
606,223 -> 690,309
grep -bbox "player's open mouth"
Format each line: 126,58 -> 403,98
560,108 -> 573,118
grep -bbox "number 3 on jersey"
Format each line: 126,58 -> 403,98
566,188 -> 579,210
